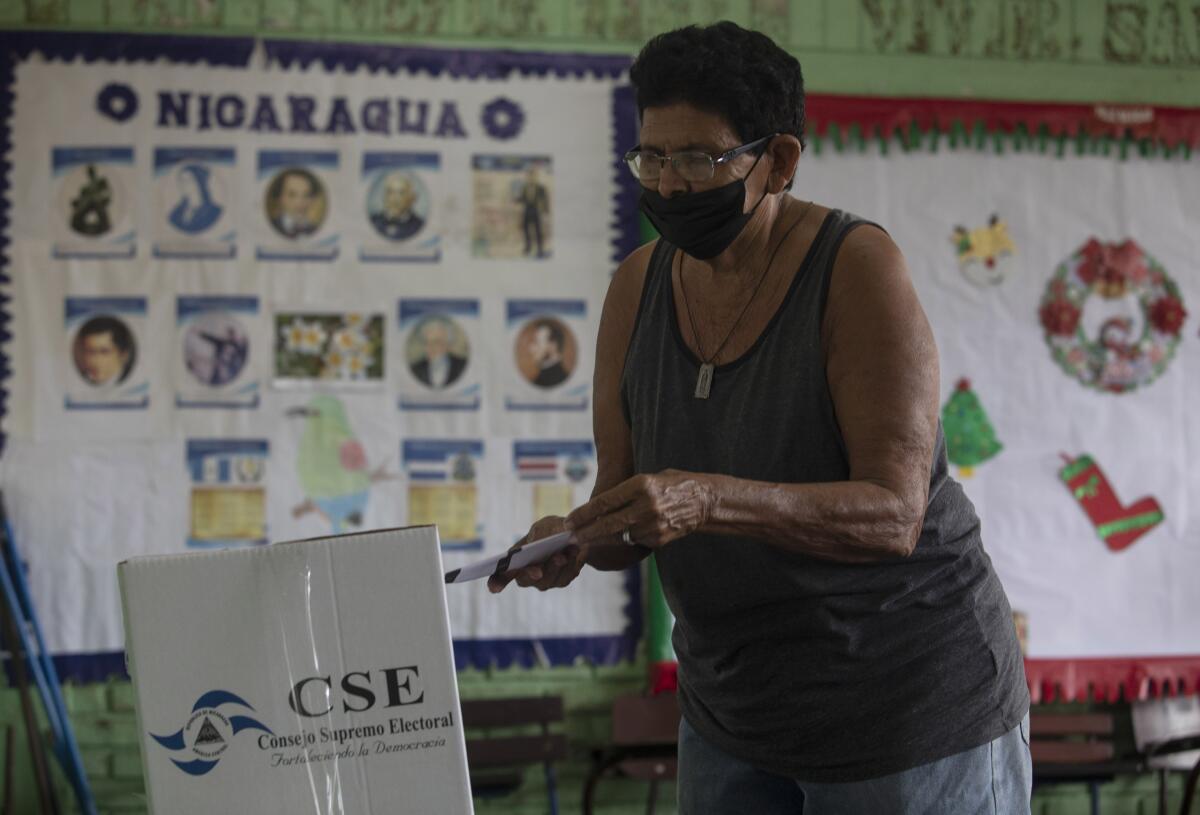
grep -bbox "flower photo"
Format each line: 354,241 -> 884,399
274,312 -> 384,386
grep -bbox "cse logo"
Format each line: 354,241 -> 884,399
288,665 -> 424,717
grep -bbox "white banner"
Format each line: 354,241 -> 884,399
7,37 -> 1194,669
0,42 -> 634,667
800,145 -> 1199,659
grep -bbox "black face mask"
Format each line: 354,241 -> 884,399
638,150 -> 768,260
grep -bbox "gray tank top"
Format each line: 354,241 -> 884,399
620,209 -> 1029,783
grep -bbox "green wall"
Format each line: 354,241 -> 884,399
4,1 -> 1199,812
20,681 -> 1193,814
23,668 -> 669,815
5,0 -> 1200,105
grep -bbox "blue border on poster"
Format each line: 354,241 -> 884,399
0,31 -> 642,682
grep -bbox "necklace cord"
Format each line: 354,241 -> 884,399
679,199 -> 814,366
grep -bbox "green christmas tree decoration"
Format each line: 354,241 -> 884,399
942,378 -> 1003,477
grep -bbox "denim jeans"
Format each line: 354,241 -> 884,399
678,712 -> 1032,814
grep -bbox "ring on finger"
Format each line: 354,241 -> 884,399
621,528 -> 634,546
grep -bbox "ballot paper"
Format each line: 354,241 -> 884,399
444,531 -> 574,584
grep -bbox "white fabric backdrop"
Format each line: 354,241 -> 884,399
3,43 -> 1197,665
800,146 -> 1199,658
0,48 -> 631,660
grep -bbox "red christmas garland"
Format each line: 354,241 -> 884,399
806,95 -> 1200,152
1026,657 -> 1200,703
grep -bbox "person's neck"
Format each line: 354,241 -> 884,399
687,194 -> 784,282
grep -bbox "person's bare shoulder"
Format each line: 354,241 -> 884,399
822,222 -> 917,339
833,218 -> 903,278
608,239 -> 658,314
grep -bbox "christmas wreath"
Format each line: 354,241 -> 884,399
1038,238 -> 1187,394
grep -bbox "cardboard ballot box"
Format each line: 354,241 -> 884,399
118,526 -> 473,814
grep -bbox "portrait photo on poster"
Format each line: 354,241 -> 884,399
154,147 -> 237,259
52,146 -> 135,259
256,150 -> 339,261
472,155 -> 552,260
360,152 -> 441,262
64,296 -> 149,410
504,299 -> 588,410
176,296 -> 259,408
398,298 -> 481,411
515,316 -> 576,389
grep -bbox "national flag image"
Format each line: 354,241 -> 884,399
516,456 -> 558,481
513,441 -> 593,482
403,440 -> 482,482
403,440 -> 485,551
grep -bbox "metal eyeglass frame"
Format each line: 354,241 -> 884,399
623,134 -> 776,183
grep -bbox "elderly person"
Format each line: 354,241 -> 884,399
269,168 -> 322,239
490,22 -> 1030,814
372,171 -> 425,241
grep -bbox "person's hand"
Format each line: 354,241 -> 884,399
566,470 -> 713,549
487,515 -> 586,594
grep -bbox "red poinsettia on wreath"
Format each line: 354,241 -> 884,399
1039,298 -> 1081,336
1149,294 -> 1187,335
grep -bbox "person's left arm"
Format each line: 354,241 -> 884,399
566,226 -> 939,564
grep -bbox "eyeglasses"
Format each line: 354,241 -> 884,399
623,135 -> 775,184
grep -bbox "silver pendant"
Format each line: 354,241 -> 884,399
694,363 -> 714,399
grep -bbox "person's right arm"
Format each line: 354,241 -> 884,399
579,240 -> 656,572
488,241 -> 656,592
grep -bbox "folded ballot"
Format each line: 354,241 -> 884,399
443,531 -> 574,584
119,525 -> 473,814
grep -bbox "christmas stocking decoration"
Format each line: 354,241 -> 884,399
1058,454 -> 1164,551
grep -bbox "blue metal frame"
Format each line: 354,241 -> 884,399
0,502 -> 97,814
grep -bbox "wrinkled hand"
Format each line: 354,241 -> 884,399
487,515 -> 586,594
566,470 -> 713,549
